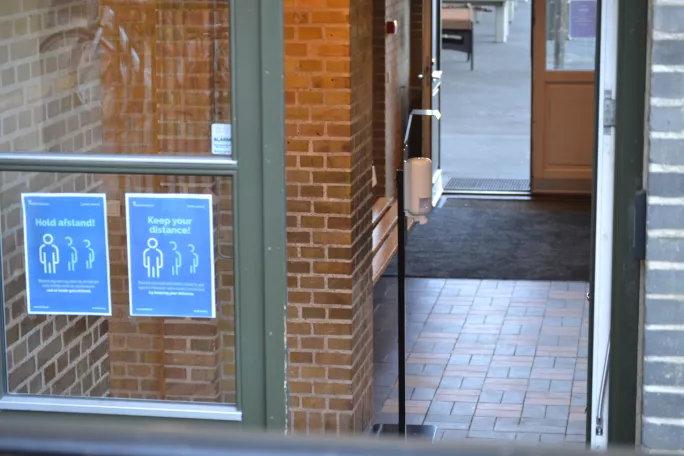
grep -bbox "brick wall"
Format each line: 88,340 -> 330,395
100,0 -> 236,402
0,0 -> 108,396
1,0 -> 381,431
372,0 -> 411,197
349,0 -> 375,433
98,0 -> 232,155
284,0 -> 374,434
106,176 -> 233,402
642,1 -> 684,451
0,0 -> 236,403
3,173 -> 109,397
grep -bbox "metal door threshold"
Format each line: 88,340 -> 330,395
443,177 -> 531,195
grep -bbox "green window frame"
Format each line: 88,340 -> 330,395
0,0 -> 286,432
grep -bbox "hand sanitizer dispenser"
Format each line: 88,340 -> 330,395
404,157 -> 433,224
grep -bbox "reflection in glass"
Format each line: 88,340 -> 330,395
546,0 -> 597,71
2,173 -> 235,404
0,0 -> 231,155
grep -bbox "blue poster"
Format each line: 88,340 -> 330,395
569,0 -> 597,39
125,194 -> 216,318
21,193 -> 112,316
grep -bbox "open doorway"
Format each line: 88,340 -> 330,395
441,1 -> 532,194
436,0 -> 598,195
372,0 -> 614,448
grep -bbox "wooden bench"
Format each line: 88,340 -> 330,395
445,0 -> 510,43
371,196 -> 418,284
372,197 -> 397,283
442,6 -> 474,71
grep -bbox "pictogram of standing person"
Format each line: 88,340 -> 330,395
143,238 -> 163,278
65,236 -> 78,271
189,244 -> 198,274
39,233 -> 59,274
170,241 -> 181,276
84,239 -> 95,269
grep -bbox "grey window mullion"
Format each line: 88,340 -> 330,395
233,0 -> 274,430
259,0 -> 288,432
0,153 -> 237,176
232,0 -> 287,430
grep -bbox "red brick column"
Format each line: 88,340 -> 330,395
372,0 -> 411,198
284,0 -> 375,434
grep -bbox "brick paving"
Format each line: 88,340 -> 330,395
373,278 -> 588,446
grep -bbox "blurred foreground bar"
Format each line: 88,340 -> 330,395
0,414 -> 644,456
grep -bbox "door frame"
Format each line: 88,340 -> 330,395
606,0 -> 647,445
420,0 -> 643,445
0,0 -> 287,432
421,0 -> 445,206
588,0 -> 618,448
579,0 -> 645,446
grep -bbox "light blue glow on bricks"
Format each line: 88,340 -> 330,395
651,107 -> 684,132
646,270 -> 684,295
647,238 -> 684,262
651,73 -> 684,99
643,422 -> 684,451
645,299 -> 684,325
648,173 -> 684,197
644,392 -> 684,419
645,3 -> 684,451
654,5 -> 684,34
644,361 -> 684,386
653,41 -> 684,66
646,205 -> 684,230
644,329 -> 684,356
650,139 -> 684,166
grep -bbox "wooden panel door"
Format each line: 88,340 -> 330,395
531,0 -> 598,194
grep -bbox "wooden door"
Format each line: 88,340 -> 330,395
531,0 -> 598,194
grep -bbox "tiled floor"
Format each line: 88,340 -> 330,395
373,278 -> 589,446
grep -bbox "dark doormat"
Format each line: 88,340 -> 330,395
383,198 -> 591,281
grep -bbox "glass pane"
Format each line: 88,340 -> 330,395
0,1 -> 232,156
1,172 -> 236,404
545,0 -> 597,71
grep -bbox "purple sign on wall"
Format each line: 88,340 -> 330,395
569,0 -> 597,39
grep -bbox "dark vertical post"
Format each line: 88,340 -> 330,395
396,168 -> 406,436
609,0 -> 646,445
371,164 -> 435,440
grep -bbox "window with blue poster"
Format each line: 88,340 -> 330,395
125,193 -> 216,319
21,193 -> 112,316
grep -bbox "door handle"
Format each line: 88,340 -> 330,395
418,71 -> 442,81
432,82 -> 441,96
595,339 -> 610,437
